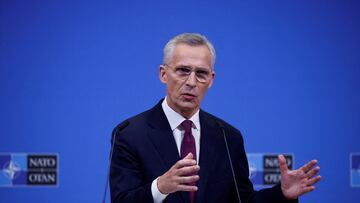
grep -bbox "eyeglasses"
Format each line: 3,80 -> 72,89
163,64 -> 213,83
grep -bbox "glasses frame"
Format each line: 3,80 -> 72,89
163,64 -> 213,83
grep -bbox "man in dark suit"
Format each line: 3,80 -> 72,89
110,33 -> 321,203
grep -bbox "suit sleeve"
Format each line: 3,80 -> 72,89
109,129 -> 153,203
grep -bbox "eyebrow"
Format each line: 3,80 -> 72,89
175,65 -> 210,71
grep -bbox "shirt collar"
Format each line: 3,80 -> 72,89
162,97 -> 200,131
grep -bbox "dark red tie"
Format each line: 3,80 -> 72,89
180,120 -> 197,203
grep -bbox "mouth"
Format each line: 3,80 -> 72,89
182,93 -> 197,100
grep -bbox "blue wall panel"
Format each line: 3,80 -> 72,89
1,1 -> 359,202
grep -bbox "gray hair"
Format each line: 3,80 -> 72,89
163,33 -> 216,69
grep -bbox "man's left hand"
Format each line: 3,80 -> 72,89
278,154 -> 321,200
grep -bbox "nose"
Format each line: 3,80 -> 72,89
185,71 -> 197,87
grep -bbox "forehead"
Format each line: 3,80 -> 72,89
171,44 -> 212,69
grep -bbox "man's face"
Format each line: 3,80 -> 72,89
159,43 -> 215,118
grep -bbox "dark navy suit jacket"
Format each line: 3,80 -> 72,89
110,99 -> 298,203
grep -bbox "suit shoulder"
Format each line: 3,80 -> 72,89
202,110 -> 241,134
112,108 -> 152,136
201,110 -> 246,155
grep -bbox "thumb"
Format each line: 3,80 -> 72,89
278,154 -> 288,173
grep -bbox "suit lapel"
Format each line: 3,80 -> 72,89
145,100 -> 187,203
148,101 -> 179,171
195,111 -> 222,203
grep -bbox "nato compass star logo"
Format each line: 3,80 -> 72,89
249,162 -> 257,179
0,154 -> 27,186
247,153 -> 263,188
3,161 -> 21,180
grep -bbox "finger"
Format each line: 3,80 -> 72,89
299,159 -> 318,172
302,185 -> 315,194
177,165 -> 200,176
174,158 -> 197,169
173,153 -> 196,169
177,175 -> 200,184
278,154 -> 288,173
177,185 -> 198,192
305,166 -> 320,179
306,175 -> 321,186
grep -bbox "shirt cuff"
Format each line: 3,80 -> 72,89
151,177 -> 168,203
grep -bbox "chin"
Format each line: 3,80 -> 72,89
178,101 -> 198,111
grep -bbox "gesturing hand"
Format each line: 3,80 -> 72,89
157,153 -> 200,194
279,154 -> 321,200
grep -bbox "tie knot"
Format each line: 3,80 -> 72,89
181,120 -> 193,133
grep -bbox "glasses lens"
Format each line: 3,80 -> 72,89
195,70 -> 210,82
171,65 -> 211,83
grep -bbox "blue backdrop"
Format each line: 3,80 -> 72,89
1,0 -> 359,202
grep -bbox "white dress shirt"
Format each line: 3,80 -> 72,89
151,98 -> 201,203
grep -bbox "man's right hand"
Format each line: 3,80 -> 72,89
157,153 -> 200,194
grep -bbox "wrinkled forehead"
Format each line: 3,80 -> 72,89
170,44 -> 213,69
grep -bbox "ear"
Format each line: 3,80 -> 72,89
159,65 -> 167,84
207,71 -> 215,88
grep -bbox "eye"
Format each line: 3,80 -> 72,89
175,66 -> 191,75
196,70 -> 210,78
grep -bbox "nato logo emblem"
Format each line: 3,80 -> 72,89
0,153 -> 58,187
350,153 -> 360,187
247,153 -> 293,189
